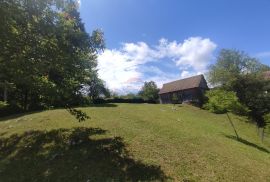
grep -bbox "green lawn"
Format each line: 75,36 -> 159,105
0,103 -> 270,182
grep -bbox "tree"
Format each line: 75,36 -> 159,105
204,89 -> 248,139
204,89 -> 248,114
208,49 -> 269,86
228,74 -> 270,127
0,0 -> 104,111
139,81 -> 159,103
208,49 -> 270,135
122,93 -> 140,99
86,74 -> 110,102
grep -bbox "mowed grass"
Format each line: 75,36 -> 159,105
0,103 -> 270,182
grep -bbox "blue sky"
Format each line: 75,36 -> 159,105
78,0 -> 270,93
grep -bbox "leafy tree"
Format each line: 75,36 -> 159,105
204,89 -> 248,139
139,81 -> 159,103
227,74 -> 270,127
86,74 -> 110,102
204,89 -> 248,114
122,93 -> 140,99
208,49 -> 270,132
0,0 -> 104,112
208,49 -> 269,86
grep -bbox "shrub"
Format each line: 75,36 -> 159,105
203,89 -> 249,114
0,102 -> 23,117
0,101 -> 8,109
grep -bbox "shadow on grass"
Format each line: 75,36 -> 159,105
225,135 -> 270,154
0,110 -> 43,122
0,127 -> 168,182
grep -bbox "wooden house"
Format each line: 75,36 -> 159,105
158,75 -> 208,105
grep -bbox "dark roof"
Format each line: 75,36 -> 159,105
264,71 -> 270,79
159,75 -> 207,94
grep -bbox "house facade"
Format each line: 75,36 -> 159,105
159,75 -> 208,105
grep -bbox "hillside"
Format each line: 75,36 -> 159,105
0,104 -> 270,181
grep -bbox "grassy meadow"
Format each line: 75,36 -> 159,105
0,103 -> 270,181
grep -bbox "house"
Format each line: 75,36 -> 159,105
158,74 -> 208,105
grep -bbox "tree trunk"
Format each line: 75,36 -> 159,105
23,90 -> 28,111
261,128 -> 264,142
3,85 -> 7,102
257,125 -> 260,136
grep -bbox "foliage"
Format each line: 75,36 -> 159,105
208,49 -> 269,86
86,74 -> 110,102
138,81 -> 159,103
227,74 -> 270,127
121,93 -> 140,99
0,0 -> 104,111
0,101 -> 8,109
204,89 -> 248,114
208,49 -> 270,127
67,107 -> 90,122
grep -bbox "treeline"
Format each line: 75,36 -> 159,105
95,81 -> 160,104
0,0 -> 105,114
204,49 -> 270,140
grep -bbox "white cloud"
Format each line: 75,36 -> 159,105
97,49 -> 142,93
180,70 -> 192,78
156,37 -> 217,72
97,37 -> 217,93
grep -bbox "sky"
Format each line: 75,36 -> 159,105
78,0 -> 270,93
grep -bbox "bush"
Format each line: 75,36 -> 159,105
0,101 -> 8,109
0,102 -> 23,117
203,89 -> 249,115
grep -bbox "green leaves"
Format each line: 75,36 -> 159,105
204,89 -> 249,114
208,49 -> 269,86
207,49 -> 270,127
0,0 -> 105,111
86,74 -> 110,102
139,81 -> 159,103
0,101 -> 8,109
67,107 -> 90,122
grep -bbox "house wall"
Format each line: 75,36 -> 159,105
159,88 -> 205,104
